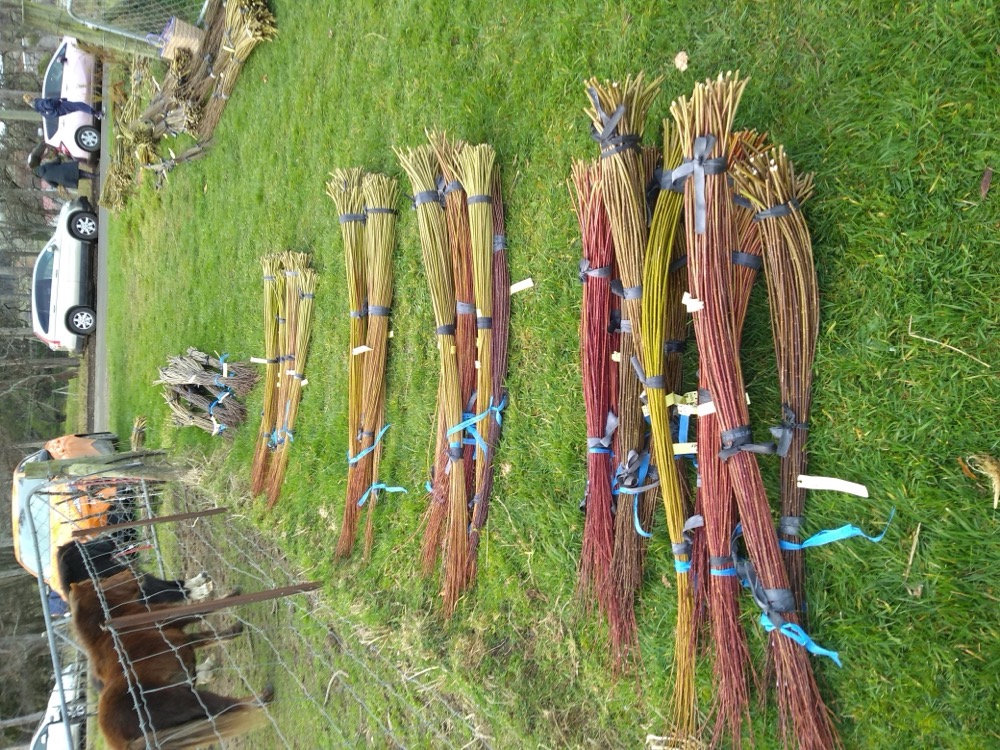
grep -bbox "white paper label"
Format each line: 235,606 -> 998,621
510,278 -> 534,294
682,292 -> 704,312
797,475 -> 869,498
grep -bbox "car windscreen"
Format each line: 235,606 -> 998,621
33,247 -> 55,333
17,479 -> 52,578
41,44 -> 66,139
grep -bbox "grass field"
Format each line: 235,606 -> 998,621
102,1 -> 1000,747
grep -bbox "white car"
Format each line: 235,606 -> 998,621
41,37 -> 99,162
28,660 -> 88,750
31,198 -> 98,353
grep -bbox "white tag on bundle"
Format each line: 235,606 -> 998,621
797,475 -> 870,498
510,278 -> 534,294
682,292 -> 704,312
352,345 -> 372,356
611,351 -> 622,362
673,442 -> 697,456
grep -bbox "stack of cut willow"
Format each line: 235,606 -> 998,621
398,133 -> 509,616
246,251 -> 317,508
155,349 -> 256,436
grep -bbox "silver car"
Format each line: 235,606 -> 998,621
31,197 -> 98,353
29,659 -> 88,750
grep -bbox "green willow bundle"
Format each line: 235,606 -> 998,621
637,125 -> 696,741
328,169 -> 370,557
250,253 -> 285,495
583,74 -> 662,661
396,145 -> 469,616
732,146 -> 818,617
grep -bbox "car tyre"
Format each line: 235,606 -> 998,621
75,125 -> 100,153
66,306 -> 96,335
67,211 -> 98,241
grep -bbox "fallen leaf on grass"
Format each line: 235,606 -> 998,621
980,167 -> 992,199
674,51 -> 689,72
966,454 -> 1000,509
956,456 -> 978,481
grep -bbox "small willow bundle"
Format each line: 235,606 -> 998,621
424,132 -> 477,574
672,73 -> 838,749
266,263 -> 317,508
130,416 -> 147,452
455,143 -> 497,576
250,254 -> 285,495
638,125 -> 697,741
396,145 -> 469,616
584,73 -> 661,662
466,162 -> 510,581
338,173 -> 401,559
328,169 -> 370,553
732,146 -> 818,617
571,160 -> 616,618
162,384 -> 246,435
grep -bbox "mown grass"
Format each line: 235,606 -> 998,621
104,1 -> 1000,747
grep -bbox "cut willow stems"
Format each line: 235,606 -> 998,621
672,72 -> 838,750
466,163 -> 510,581
639,124 -> 697,742
732,145 -> 818,618
584,73 -> 662,662
251,254 -> 285,495
396,144 -> 469,616
571,160 -> 617,622
328,169 -> 369,558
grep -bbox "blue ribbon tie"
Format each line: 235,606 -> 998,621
779,509 -> 894,551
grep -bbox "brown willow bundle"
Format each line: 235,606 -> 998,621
693,129 -> 768,748
672,73 -> 838,749
455,143 -> 497,581
266,259 -> 316,509
162,385 -> 245,436
250,254 -> 285,495
396,145 -> 469,616
638,124 -> 699,741
583,73 -> 661,661
571,161 -> 617,619
423,133 -> 476,574
328,169 -> 370,556
732,146 -> 817,617
466,164 -> 510,581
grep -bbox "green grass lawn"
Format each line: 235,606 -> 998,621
104,1 -> 1000,747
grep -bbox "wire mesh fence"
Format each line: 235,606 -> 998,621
66,0 -> 210,43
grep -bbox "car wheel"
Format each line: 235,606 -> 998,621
66,306 -> 96,335
75,125 -> 100,153
68,211 -> 98,240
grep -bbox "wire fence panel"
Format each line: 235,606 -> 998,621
66,0 -> 210,43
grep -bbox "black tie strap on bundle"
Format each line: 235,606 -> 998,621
456,301 -> 476,315
443,179 -> 464,195
740,561 -> 796,628
608,309 -> 622,335
664,339 -> 687,354
719,424 -> 777,460
768,404 -> 810,458
412,189 -> 443,209
587,87 -> 641,158
579,258 -> 612,283
630,355 -> 666,390
669,134 -> 728,234
338,212 -> 366,224
619,319 -> 632,334
435,323 -> 456,336
493,234 -> 507,252
368,305 -> 391,317
587,411 -> 618,454
349,305 -> 368,319
668,254 -> 688,273
477,316 -> 493,330
672,515 -> 704,573
731,251 -> 763,270
780,515 -> 803,537
754,196 -> 801,222
467,194 -> 493,206
366,206 -> 398,216
732,193 -> 754,210
610,279 -> 642,300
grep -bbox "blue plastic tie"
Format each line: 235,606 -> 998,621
779,509 -> 894,551
760,614 -> 842,666
347,424 -> 391,465
710,567 -> 737,577
633,495 -> 652,538
357,482 -> 407,507
674,559 -> 691,573
424,480 -> 433,493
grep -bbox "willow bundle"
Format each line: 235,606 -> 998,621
466,163 -> 510,581
266,262 -> 317,508
340,173 -> 401,559
396,145 -> 469,616
250,254 -> 285,495
584,73 -> 661,661
672,73 -> 838,749
423,133 -> 477,574
162,385 -> 246,435
455,143 -> 497,574
637,124 -> 698,740
328,169 -> 370,554
571,161 -> 616,617
732,146 -> 818,617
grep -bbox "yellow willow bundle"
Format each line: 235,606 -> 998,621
637,124 -> 695,741
395,145 -> 469,616
328,169 -> 369,557
250,253 -> 285,495
357,173 -> 401,559
455,143 -> 497,520
265,252 -> 314,508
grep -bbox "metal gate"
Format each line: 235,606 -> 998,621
65,0 -> 210,44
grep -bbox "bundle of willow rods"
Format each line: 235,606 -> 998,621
424,133 -> 477,575
638,124 -> 699,741
732,146 -> 818,618
396,145 -> 469,617
155,350 -> 255,437
583,73 -> 662,662
162,384 -> 246,436
572,160 -> 617,619
250,253 -> 285,495
329,169 -> 370,557
672,73 -> 838,749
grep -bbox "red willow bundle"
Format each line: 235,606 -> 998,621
732,146 -> 818,617
571,160 -> 617,620
671,73 -> 838,749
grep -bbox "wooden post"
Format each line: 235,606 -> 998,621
71,507 -> 228,538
